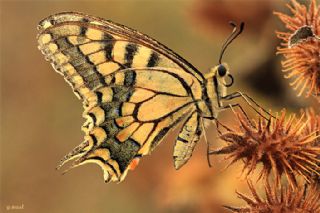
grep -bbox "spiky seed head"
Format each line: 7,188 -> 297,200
305,108 -> 320,185
212,110 -> 320,188
224,181 -> 320,213
274,0 -> 320,97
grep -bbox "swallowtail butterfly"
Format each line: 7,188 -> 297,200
37,12 -> 253,182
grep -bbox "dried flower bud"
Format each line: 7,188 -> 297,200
274,0 -> 320,97
212,110 -> 320,188
225,181 -> 320,213
305,108 -> 320,184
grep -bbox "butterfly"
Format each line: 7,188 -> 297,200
37,12 -> 250,183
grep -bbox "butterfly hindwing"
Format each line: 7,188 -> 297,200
70,98 -> 197,182
37,12 -> 205,182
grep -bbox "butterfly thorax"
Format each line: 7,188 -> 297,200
198,64 -> 229,119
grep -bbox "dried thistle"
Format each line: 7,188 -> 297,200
305,108 -> 320,185
305,108 -> 320,145
225,181 -> 320,213
274,0 -> 320,97
211,110 -> 320,188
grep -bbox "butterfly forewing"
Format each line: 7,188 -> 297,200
37,12 -> 205,182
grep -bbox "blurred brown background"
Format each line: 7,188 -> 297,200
1,0 -> 314,212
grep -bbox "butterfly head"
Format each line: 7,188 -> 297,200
210,63 -> 233,87
207,22 -> 244,88
204,21 -> 244,113
205,63 -> 233,102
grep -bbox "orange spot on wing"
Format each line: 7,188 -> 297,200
128,158 -> 140,171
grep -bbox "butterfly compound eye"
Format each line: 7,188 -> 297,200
217,64 -> 227,77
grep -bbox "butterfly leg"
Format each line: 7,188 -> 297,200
219,103 -> 254,127
200,117 -> 213,167
215,118 -> 233,135
221,91 -> 274,120
200,117 -> 230,168
206,103 -> 254,158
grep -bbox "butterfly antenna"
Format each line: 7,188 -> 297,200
219,22 -> 245,64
